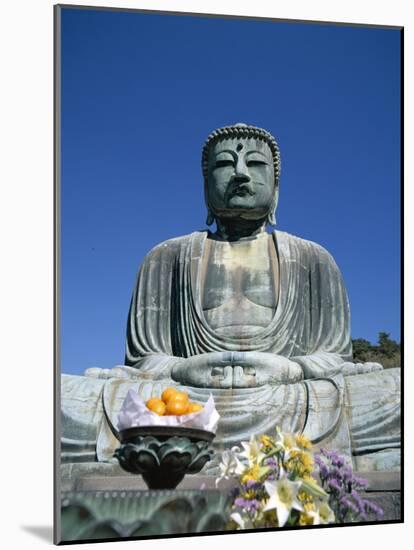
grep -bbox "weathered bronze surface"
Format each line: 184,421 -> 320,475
115,429 -> 215,489
61,490 -> 231,541
61,123 -> 400,484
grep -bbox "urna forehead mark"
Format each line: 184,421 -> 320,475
211,136 -> 269,154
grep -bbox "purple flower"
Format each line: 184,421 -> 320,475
265,457 -> 278,469
340,496 -> 359,515
365,500 -> 384,518
319,463 -> 329,479
331,454 -> 345,468
319,448 -> 345,468
248,499 -> 261,512
352,476 -> 369,490
342,465 -> 353,483
328,478 -> 342,492
321,449 -> 340,462
350,490 -> 367,514
245,479 -> 261,490
329,466 -> 342,480
314,448 -> 382,524
234,497 -> 261,513
314,456 -> 329,480
230,486 -> 241,498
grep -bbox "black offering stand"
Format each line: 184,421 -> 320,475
114,426 -> 215,489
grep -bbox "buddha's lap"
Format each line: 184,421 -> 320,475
61,367 -> 400,450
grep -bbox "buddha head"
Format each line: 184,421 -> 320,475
202,123 -> 281,227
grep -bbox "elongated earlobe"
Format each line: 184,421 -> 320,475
206,209 -> 215,226
266,211 -> 277,226
266,186 -> 279,227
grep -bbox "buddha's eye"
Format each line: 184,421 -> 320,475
247,159 -> 268,167
215,159 -> 234,168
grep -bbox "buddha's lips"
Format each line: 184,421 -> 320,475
231,184 -> 255,197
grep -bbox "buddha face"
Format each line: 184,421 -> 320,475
206,137 -> 276,221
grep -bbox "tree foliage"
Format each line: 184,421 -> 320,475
352,332 -> 401,369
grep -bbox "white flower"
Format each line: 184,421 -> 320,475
263,478 -> 303,527
230,511 -> 253,530
275,427 -> 300,459
215,447 -> 244,487
309,501 -> 335,525
240,435 -> 266,465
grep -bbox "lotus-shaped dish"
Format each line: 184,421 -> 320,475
114,426 -> 215,490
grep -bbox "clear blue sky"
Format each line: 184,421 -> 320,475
60,7 -> 401,376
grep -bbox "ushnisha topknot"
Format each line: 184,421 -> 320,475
202,123 -> 281,185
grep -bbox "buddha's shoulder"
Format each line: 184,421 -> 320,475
144,231 -> 206,259
275,230 -> 337,262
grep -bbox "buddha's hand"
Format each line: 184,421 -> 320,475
171,351 -> 303,389
339,361 -> 384,376
233,352 -> 304,386
171,352 -> 239,389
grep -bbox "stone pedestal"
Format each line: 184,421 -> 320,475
356,470 -> 401,521
59,466 -> 401,542
60,489 -> 231,542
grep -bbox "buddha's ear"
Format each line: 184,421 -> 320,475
266,185 -> 279,227
204,179 -> 215,226
206,208 -> 215,226
266,211 -> 277,226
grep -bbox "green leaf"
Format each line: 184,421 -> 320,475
258,466 -> 271,480
301,478 -> 328,498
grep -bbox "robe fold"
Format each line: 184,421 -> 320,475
61,230 -> 400,472
126,230 -> 352,376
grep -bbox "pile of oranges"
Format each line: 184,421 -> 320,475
145,387 -> 204,416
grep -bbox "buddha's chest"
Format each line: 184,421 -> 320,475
200,235 -> 279,336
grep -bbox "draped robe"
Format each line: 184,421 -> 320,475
61,230 -> 400,472
126,230 -> 352,375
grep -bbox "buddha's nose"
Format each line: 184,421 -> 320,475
234,159 -> 250,182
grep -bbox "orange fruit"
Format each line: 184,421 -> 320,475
187,402 -> 203,414
166,390 -> 189,405
161,386 -> 179,403
165,399 -> 189,416
146,397 -> 166,416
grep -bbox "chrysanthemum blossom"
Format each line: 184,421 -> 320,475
295,432 -> 313,450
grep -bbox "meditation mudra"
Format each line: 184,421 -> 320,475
62,124 -> 400,477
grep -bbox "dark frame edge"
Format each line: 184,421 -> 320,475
57,518 -> 404,545
53,3 -> 62,546
52,4 -> 404,543
55,3 -> 403,31
400,26 -> 404,524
